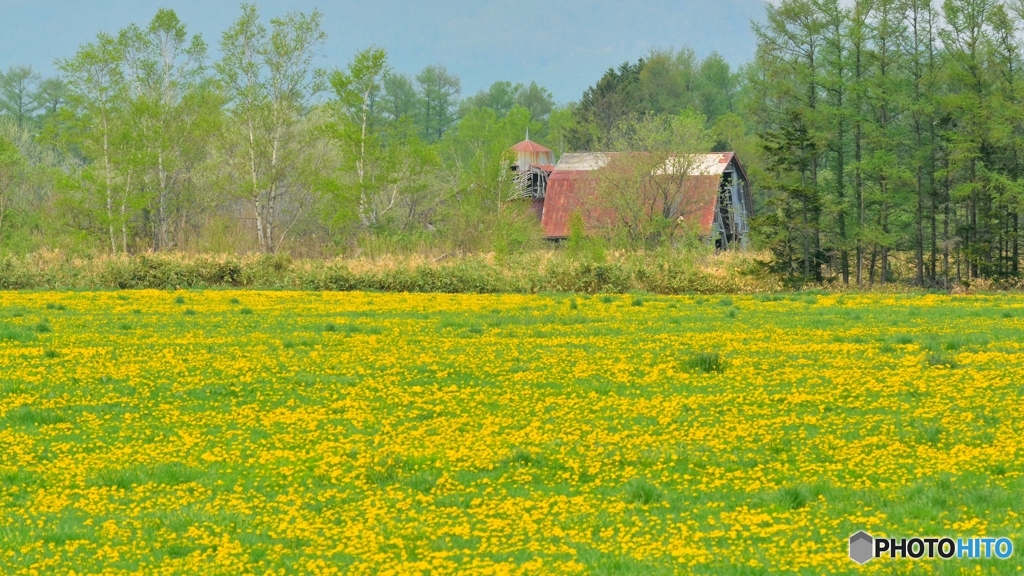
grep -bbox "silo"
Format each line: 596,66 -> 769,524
510,139 -> 555,170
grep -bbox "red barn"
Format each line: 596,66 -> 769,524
510,140 -> 753,249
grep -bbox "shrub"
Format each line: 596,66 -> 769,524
686,351 -> 725,374
776,486 -> 809,510
624,478 -> 662,505
926,352 -> 957,368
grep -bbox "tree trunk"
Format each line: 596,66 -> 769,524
868,247 -> 877,285
880,179 -> 889,286
157,151 -> 169,250
930,184 -> 938,286
1014,213 -> 1020,276
121,172 -> 131,254
943,164 -> 951,286
247,114 -> 266,252
267,110 -> 282,254
102,118 -> 116,256
915,166 -> 924,286
0,189 -> 7,241
357,87 -> 372,228
837,107 -> 848,285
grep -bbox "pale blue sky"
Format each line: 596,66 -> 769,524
0,0 -> 766,103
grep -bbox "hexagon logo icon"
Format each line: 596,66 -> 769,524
849,531 -> 874,565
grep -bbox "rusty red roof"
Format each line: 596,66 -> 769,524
541,170 -> 584,239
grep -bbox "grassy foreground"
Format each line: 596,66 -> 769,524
0,291 -> 1022,574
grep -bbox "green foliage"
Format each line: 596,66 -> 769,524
0,135 -> 27,246
327,47 -> 414,233
567,49 -> 742,150
4,6 -> 754,260
748,0 -> 1024,287
416,64 -> 461,142
567,212 -> 607,263
460,81 -> 555,124
379,73 -> 418,123
215,3 -> 327,254
10,0 -> 1024,286
0,66 -> 42,128
490,205 -> 544,262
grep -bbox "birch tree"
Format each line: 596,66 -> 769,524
216,3 -> 326,253
329,47 -> 389,227
121,8 -> 209,250
58,33 -> 127,254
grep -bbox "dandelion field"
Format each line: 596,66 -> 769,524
1,290 -> 1022,574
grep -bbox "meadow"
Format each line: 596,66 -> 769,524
0,290 -> 1022,574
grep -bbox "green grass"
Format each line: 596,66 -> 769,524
0,323 -> 35,343
3,405 -> 67,427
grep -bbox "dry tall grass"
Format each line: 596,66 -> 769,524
0,249 -> 783,294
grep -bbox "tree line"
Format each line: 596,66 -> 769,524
9,1 -> 1019,289
0,3 -> 753,259
0,5 -> 557,257
749,0 -> 1024,287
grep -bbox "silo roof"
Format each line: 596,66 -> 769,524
511,139 -> 554,153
